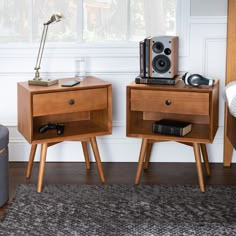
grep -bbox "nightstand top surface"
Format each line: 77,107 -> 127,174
18,76 -> 111,93
128,79 -> 219,92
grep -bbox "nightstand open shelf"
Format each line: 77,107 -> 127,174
32,107 -> 110,143
128,121 -> 212,143
32,120 -> 109,143
126,80 -> 219,192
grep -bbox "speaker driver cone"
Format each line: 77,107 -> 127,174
152,41 -> 164,54
152,55 -> 171,74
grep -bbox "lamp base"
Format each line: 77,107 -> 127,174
28,78 -> 58,86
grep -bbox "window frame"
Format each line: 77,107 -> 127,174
0,0 -> 190,58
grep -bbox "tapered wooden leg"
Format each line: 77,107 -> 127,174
135,138 -> 148,184
223,108 -> 234,167
90,137 -> 105,183
26,144 -> 37,179
224,135 -> 233,167
37,143 -> 48,193
143,142 -> 153,170
193,143 -> 205,192
81,141 -> 90,170
200,144 -> 211,176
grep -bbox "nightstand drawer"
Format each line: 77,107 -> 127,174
33,88 -> 107,116
130,89 -> 209,115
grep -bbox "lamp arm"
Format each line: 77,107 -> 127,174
34,24 -> 49,71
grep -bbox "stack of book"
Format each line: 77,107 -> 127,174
135,75 -> 179,85
152,119 -> 192,137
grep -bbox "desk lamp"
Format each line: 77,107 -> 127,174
28,13 -> 64,86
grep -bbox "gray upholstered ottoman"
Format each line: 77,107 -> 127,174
0,125 -> 9,207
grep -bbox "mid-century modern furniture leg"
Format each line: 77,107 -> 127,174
37,143 -> 48,193
135,138 -> 148,184
200,144 -> 211,176
90,137 -> 105,183
193,143 -> 205,192
26,144 -> 37,178
143,141 -> 153,170
81,141 -> 91,170
223,124 -> 233,167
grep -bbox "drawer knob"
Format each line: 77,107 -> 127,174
69,99 -> 75,105
165,99 -> 171,105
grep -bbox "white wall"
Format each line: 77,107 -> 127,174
191,0 -> 227,16
1,0 -> 232,163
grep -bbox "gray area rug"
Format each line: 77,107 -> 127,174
1,184 -> 236,236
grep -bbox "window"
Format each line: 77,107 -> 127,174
0,0 -> 176,43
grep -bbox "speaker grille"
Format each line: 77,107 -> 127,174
152,55 -> 171,74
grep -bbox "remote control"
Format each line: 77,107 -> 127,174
39,123 -> 64,135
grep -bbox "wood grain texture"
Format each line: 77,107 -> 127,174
224,0 -> 236,166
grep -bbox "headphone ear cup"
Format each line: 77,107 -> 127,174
188,74 -> 204,86
182,73 -> 215,87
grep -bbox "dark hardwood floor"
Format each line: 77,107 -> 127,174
1,162 -> 236,218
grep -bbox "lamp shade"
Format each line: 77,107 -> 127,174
45,13 -> 64,25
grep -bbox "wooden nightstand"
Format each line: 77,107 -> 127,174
126,79 -> 219,192
17,76 -> 112,192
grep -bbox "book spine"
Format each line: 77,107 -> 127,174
139,40 -> 145,77
153,124 -> 183,136
135,77 -> 176,85
148,37 -> 153,77
144,37 -> 150,78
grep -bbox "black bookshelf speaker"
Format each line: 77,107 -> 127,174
149,36 -> 179,79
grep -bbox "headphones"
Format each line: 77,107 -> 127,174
182,72 -> 215,87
